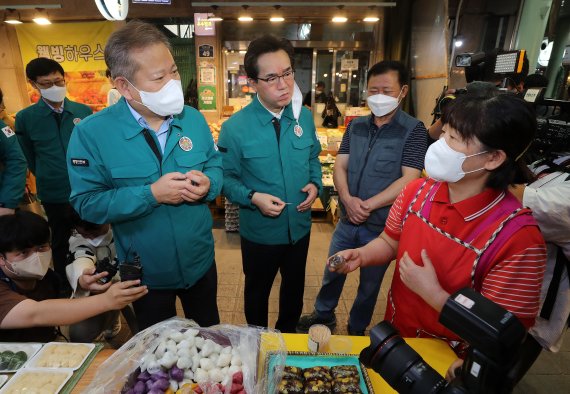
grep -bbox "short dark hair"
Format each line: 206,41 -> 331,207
66,206 -> 103,233
25,58 -> 65,81
0,211 -> 50,255
244,35 -> 295,80
524,73 -> 549,89
316,81 -> 325,88
367,60 -> 409,87
105,20 -> 172,81
441,92 -> 536,190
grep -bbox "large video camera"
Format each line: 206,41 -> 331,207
431,50 -> 528,122
359,288 -> 526,394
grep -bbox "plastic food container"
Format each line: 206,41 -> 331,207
27,342 -> 95,370
308,324 -> 331,353
0,368 -> 73,394
0,343 -> 43,373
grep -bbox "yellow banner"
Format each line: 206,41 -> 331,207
15,21 -> 114,111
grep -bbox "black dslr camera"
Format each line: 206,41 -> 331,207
359,288 -> 526,394
94,257 -> 119,284
119,251 -> 143,285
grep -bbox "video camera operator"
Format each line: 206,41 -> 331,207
428,50 -> 529,142
331,93 -> 546,373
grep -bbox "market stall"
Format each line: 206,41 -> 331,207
0,319 -> 457,394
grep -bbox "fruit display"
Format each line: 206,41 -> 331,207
208,121 -> 225,143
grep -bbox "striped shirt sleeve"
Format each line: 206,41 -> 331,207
481,244 -> 547,329
401,121 -> 428,170
337,121 -> 353,154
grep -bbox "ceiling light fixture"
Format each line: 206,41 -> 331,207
332,6 -> 347,23
32,8 -> 51,25
238,5 -> 253,22
363,6 -> 379,22
4,9 -> 22,24
208,5 -> 223,22
270,5 -> 284,22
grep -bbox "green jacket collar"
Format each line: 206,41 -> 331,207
252,95 -> 295,126
35,97 -> 70,117
117,98 -> 183,155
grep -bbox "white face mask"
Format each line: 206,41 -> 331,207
425,137 -> 488,183
127,78 -> 184,117
4,250 -> 52,280
40,85 -> 67,103
86,233 -> 107,247
292,82 -> 303,121
367,89 -> 403,117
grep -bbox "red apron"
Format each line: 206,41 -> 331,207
385,179 -> 536,345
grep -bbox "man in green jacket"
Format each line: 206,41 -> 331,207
15,58 -> 92,282
67,21 -> 222,330
0,119 -> 26,216
217,35 -> 322,333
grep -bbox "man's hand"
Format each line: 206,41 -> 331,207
0,207 -> 15,216
342,195 -> 370,224
103,280 -> 148,310
150,172 -> 189,204
399,249 -> 449,312
328,249 -> 363,274
78,267 -> 112,294
297,183 -> 318,212
251,192 -> 286,217
182,170 -> 211,202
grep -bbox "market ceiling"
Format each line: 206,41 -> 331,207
1,0 -> 396,23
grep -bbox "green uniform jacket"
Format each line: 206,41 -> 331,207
15,98 -> 92,203
67,98 -> 222,289
218,97 -> 322,245
0,120 -> 27,208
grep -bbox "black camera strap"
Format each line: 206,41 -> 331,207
142,128 -> 162,164
540,246 -> 570,320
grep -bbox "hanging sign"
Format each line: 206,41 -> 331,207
199,44 -> 214,58
198,85 -> 217,110
194,13 -> 216,36
341,59 -> 359,70
200,67 -> 216,84
15,21 -> 114,111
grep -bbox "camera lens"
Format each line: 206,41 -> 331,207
361,321 -> 449,394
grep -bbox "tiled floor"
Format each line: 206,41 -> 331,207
194,222 -> 570,393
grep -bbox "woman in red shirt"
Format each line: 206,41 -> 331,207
333,93 -> 546,351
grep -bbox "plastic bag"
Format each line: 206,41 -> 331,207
82,317 -> 286,394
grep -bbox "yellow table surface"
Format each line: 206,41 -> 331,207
280,333 -> 457,393
74,333 -> 457,393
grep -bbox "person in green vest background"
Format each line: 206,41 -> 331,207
15,58 -> 92,292
0,119 -> 27,216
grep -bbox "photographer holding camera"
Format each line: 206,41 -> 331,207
332,93 -> 546,363
65,207 -> 126,343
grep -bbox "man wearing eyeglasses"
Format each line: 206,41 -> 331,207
218,35 -> 322,333
15,58 -> 92,292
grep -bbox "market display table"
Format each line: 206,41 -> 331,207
72,334 -> 456,393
